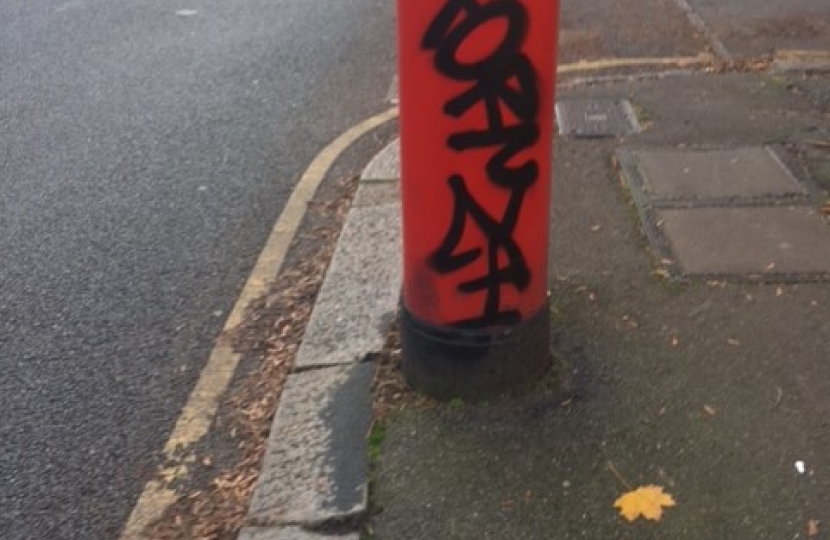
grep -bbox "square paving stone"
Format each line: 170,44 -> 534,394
656,206 -> 830,276
637,147 -> 806,202
555,99 -> 640,138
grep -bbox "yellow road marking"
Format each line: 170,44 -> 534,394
558,52 -> 715,74
118,106 -> 400,540
773,49 -> 830,71
385,54 -> 715,104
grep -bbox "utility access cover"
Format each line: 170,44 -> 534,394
556,99 -> 640,138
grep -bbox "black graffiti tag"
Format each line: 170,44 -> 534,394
423,0 -> 540,329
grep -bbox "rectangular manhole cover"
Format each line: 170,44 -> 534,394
556,99 -> 641,138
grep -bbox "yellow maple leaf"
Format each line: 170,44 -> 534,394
613,485 -> 676,522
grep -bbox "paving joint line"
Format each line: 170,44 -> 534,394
668,0 -> 733,62
289,355 -> 378,375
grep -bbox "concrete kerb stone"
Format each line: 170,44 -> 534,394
354,136 -> 401,207
352,181 -> 399,208
292,201 -> 401,369
239,527 -> 359,540
241,140 -> 404,539
291,138 -> 401,370
247,363 -> 375,526
360,138 -> 400,182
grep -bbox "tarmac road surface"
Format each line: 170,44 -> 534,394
0,0 -> 396,538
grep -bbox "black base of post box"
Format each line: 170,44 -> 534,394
400,305 -> 552,401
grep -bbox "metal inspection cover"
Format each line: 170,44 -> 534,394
636,147 -> 807,203
656,206 -> 830,278
555,99 -> 641,138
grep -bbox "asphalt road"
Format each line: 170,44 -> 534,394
0,0 -> 396,538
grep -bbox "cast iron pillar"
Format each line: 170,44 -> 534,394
397,0 -> 560,400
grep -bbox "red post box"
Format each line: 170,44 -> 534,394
397,0 -> 560,399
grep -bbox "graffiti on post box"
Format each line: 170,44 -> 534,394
422,0 -> 540,329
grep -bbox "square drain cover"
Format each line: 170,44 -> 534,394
556,99 -> 640,138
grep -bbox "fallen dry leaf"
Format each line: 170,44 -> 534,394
614,485 -> 676,522
808,519 -> 820,537
622,315 -> 639,329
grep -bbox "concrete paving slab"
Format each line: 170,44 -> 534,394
556,99 -> 640,138
360,138 -> 400,182
239,527 -> 359,540
637,147 -> 807,202
656,206 -> 830,276
294,202 -> 401,368
386,75 -> 399,105
247,363 -> 375,526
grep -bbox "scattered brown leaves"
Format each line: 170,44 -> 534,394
710,56 -> 774,74
146,176 -> 358,540
371,325 -> 439,422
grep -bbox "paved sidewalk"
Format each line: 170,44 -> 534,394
235,60 -> 830,539
369,71 -> 830,540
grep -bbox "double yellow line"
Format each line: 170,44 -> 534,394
118,107 -> 400,540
